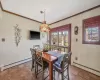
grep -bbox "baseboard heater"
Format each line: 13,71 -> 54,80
0,57 -> 32,71
6,58 -> 31,66
73,62 -> 100,73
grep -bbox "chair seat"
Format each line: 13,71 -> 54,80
53,62 -> 62,73
53,62 -> 68,73
54,62 -> 61,68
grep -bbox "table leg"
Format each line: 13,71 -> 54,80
49,62 -> 53,80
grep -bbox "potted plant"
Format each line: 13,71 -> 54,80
43,44 -> 51,52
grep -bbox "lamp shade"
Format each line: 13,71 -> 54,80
40,21 -> 50,32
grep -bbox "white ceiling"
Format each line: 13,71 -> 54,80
1,0 -> 100,24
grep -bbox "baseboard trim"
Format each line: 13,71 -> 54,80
73,62 -> 100,73
3,57 -> 32,70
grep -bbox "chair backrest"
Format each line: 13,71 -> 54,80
67,52 -> 72,62
61,52 -> 72,69
35,51 -> 43,66
30,48 -> 36,59
33,45 -> 40,49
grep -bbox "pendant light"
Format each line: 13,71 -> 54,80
40,10 -> 50,32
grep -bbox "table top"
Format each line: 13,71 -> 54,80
42,52 -> 58,63
36,51 -> 58,63
36,50 -> 67,63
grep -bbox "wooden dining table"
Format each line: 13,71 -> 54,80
36,51 -> 58,80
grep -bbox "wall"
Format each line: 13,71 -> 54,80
50,7 -> 100,76
0,11 -> 47,69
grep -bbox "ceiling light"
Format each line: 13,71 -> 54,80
40,10 -> 50,32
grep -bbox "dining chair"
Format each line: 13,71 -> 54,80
33,45 -> 40,49
30,48 -> 36,71
53,52 -> 72,80
35,51 -> 49,80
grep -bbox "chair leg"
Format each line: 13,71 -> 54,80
37,64 -> 38,74
53,70 -> 55,80
35,64 -> 38,78
31,60 -> 34,71
61,72 -> 64,80
42,67 -> 44,80
58,72 -> 60,77
67,67 -> 69,80
35,63 -> 36,77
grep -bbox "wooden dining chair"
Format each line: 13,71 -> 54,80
53,52 -> 72,80
35,52 -> 49,80
30,48 -> 36,71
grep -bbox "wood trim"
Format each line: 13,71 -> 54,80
69,24 -> 71,52
69,25 -> 71,64
0,1 -> 3,10
50,5 -> 100,25
73,62 -> 100,73
50,24 -> 71,32
0,1 -> 42,23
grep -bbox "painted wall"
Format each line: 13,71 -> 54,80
0,11 -> 47,68
50,7 -> 100,76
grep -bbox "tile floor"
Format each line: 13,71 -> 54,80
0,61 -> 100,80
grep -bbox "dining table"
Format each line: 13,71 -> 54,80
36,50 -> 66,80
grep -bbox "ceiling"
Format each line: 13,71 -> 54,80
1,0 -> 100,24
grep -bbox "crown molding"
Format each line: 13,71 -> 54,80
0,1 -> 3,10
49,5 -> 100,25
0,1 -> 42,24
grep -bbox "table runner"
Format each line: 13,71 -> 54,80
48,51 -> 66,64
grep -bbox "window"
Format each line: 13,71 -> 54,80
83,16 -> 100,44
51,32 -> 58,45
58,31 -> 68,46
49,24 -> 71,52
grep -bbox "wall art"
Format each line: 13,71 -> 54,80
14,24 -> 21,47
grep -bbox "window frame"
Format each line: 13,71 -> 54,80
82,15 -> 100,45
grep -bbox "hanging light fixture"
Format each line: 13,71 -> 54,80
40,10 -> 50,32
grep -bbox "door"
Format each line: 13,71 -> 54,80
50,24 -> 71,52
